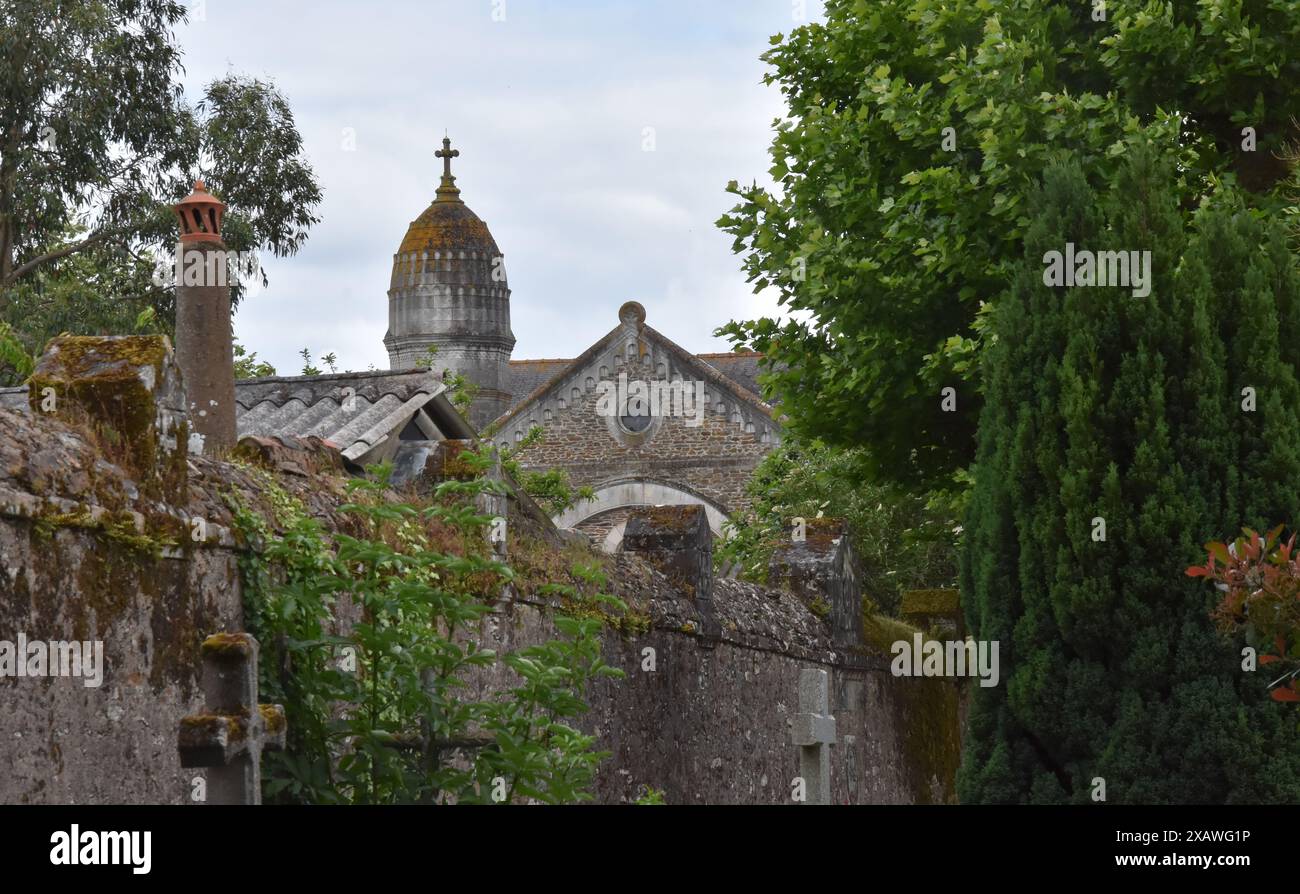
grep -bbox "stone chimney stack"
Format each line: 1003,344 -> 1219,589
172,179 -> 237,454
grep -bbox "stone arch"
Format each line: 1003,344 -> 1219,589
553,477 -> 729,548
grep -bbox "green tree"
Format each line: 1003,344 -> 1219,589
719,0 -> 1300,487
0,226 -> 173,358
716,439 -> 959,616
960,146 -> 1300,804
0,0 -> 321,325
233,340 -> 276,379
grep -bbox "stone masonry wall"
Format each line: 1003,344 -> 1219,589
0,395 -> 960,805
463,558 -> 960,804
0,403 -> 358,805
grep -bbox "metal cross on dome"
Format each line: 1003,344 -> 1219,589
436,136 -> 460,179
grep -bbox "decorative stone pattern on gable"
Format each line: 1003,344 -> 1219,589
509,380 -> 768,513
496,326 -> 779,522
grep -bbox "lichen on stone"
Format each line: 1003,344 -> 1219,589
200,632 -> 253,659
259,704 -> 286,735
900,588 -> 961,617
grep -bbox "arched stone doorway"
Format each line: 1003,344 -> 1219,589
553,478 -> 729,552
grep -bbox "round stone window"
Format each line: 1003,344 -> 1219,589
619,395 -> 653,433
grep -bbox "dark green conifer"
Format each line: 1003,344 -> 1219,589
960,147 -> 1300,803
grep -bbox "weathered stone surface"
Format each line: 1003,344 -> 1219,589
770,517 -> 867,650
0,400 -> 962,805
0,507 -> 241,804
622,505 -> 712,603
792,668 -> 836,804
385,142 -> 515,428
458,564 -> 951,804
173,232 -> 238,455
231,434 -> 346,478
900,588 -> 964,640
501,323 -> 777,527
0,406 -> 351,806
27,335 -> 188,502
178,633 -> 285,805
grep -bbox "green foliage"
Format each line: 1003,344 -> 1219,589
463,563 -> 625,803
233,340 -> 276,379
499,426 -> 595,516
441,368 -> 478,416
412,344 -> 439,369
0,225 -> 175,355
634,786 -> 667,805
197,75 -> 322,268
298,348 -> 320,377
0,320 -> 34,387
718,0 -> 1300,487
0,1 -> 321,319
230,454 -> 623,804
1190,526 -> 1300,705
960,146 -> 1300,804
295,348 -> 339,377
716,440 -> 958,615
132,306 -> 163,335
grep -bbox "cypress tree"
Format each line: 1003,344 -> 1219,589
959,146 -> 1300,803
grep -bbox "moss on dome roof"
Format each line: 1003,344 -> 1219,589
398,198 -> 500,256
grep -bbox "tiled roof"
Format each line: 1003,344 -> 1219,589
235,369 -> 473,464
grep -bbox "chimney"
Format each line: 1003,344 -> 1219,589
172,179 -> 237,454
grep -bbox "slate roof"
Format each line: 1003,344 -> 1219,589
234,369 -> 474,464
505,359 -> 573,405
695,352 -> 766,399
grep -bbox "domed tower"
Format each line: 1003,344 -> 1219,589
384,137 -> 515,428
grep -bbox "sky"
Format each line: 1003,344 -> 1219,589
175,0 -> 824,375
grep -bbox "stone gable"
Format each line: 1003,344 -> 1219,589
485,303 -> 782,537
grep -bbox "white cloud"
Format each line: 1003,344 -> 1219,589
181,0 -> 811,373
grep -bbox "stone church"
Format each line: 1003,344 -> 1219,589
233,139 -> 783,547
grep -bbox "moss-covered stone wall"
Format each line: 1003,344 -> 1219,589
0,401 -> 961,805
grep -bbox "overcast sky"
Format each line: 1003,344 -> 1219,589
176,0 -> 822,375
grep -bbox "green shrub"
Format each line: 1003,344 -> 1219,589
231,450 -> 623,804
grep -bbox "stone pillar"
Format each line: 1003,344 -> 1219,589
769,517 -> 865,649
172,180 -> 237,454
622,505 -> 719,644
28,335 -> 188,502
